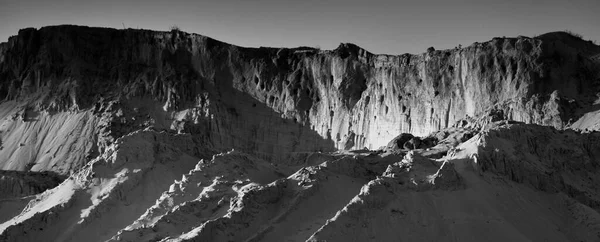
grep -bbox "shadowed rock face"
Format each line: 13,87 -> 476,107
0,171 -> 66,199
0,26 -> 599,174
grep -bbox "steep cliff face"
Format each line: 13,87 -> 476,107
0,26 -> 599,175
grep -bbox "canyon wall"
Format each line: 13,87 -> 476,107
0,25 -> 599,173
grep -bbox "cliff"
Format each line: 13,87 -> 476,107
0,25 -> 599,175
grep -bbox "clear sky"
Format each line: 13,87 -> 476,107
1,0 -> 598,54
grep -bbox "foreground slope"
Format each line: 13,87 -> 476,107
1,122 -> 599,241
310,123 -> 600,242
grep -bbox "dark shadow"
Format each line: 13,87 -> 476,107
23,108 -> 40,122
180,86 -> 337,162
0,170 -> 67,199
149,40 -> 338,161
585,103 -> 600,113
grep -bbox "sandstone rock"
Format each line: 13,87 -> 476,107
402,137 -> 421,150
420,136 -> 438,147
385,133 -> 413,151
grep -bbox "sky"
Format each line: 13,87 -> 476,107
0,0 -> 598,54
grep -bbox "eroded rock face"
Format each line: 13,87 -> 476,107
0,26 -> 599,176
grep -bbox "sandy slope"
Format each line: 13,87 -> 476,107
111,150 -> 287,241
0,130 -> 208,241
2,122 -> 600,241
0,102 -> 100,173
309,150 -> 600,241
